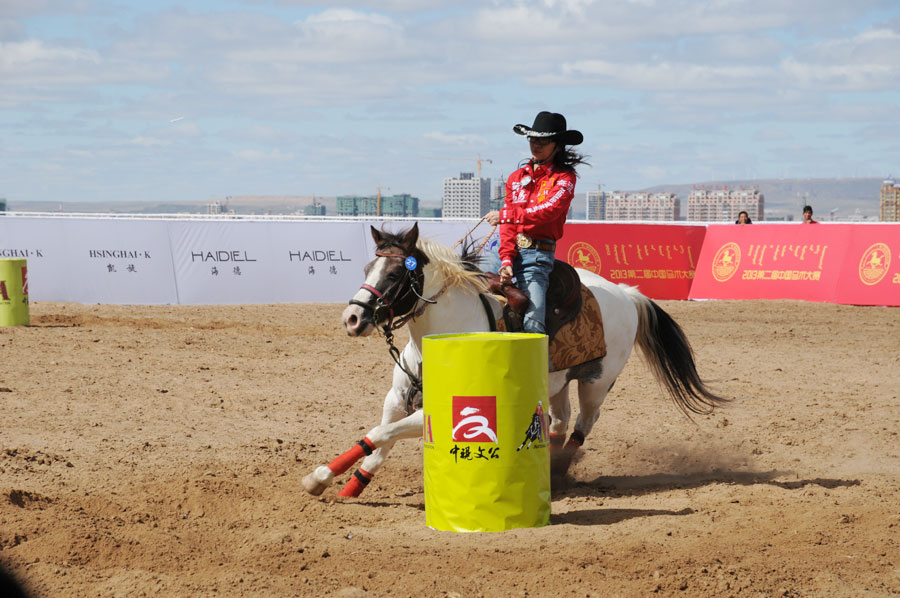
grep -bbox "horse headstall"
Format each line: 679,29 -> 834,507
349,247 -> 430,332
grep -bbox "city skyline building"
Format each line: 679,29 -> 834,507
491,177 -> 506,212
585,187 -> 608,220
336,193 -> 419,217
605,191 -> 680,221
304,202 -> 326,216
442,172 -> 491,219
880,177 -> 900,222
687,185 -> 764,222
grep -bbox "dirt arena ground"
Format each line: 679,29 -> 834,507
1,299 -> 898,597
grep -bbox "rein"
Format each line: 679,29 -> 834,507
353,222 -> 494,414
452,216 -> 498,256
351,248 -> 452,414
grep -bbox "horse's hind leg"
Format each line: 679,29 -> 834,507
552,358 -> 614,479
557,377 -> 614,476
547,382 -> 572,477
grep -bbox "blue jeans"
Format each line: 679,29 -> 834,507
513,248 -> 554,335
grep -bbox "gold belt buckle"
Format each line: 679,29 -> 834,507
516,233 -> 533,249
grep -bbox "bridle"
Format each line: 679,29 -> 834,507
348,249 -> 435,332
348,247 -> 449,414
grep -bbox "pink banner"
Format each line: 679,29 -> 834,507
559,224 -> 707,300
689,223 -> 900,305
833,225 -> 900,306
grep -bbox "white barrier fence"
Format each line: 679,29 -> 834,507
0,216 -> 475,305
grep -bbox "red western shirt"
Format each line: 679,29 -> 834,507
498,162 -> 576,268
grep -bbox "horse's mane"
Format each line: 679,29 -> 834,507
417,238 -> 490,295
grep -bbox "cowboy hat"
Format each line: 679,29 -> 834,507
513,111 -> 583,146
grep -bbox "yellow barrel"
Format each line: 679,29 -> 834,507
422,332 -> 550,532
0,259 -> 29,326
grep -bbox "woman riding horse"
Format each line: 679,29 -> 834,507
302,224 -> 728,498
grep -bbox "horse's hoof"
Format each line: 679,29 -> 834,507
550,449 -> 576,479
302,473 -> 328,496
551,473 -> 569,492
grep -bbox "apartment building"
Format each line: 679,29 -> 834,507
442,172 -> 491,219
605,191 -> 680,221
687,186 -> 764,222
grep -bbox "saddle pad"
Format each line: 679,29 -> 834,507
493,284 -> 606,372
549,284 -> 606,372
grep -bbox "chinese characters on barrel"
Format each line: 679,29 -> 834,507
449,445 -> 500,463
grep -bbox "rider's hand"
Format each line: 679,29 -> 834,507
485,210 -> 500,226
499,265 -> 513,285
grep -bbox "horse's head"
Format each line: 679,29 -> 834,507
342,223 -> 431,337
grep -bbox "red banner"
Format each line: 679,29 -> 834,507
558,224 -> 707,300
690,224 -> 849,303
833,225 -> 900,306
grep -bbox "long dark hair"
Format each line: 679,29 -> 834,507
522,138 -> 590,176
551,143 -> 590,175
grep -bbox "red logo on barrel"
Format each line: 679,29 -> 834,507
451,396 -> 498,443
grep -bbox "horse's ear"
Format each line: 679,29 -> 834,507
371,226 -> 384,246
402,222 -> 419,252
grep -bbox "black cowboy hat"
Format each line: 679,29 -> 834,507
513,111 -> 583,146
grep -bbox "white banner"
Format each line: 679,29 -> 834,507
0,216 -> 487,304
360,220 -> 493,263
168,220 -> 370,304
62,219 -> 177,304
1,217 -> 178,304
262,221 -> 369,303
0,217 -> 68,302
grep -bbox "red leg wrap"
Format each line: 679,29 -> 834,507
549,433 -> 566,453
327,438 -> 376,476
564,430 -> 585,453
337,468 -> 373,498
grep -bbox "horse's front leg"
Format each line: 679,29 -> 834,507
337,408 -> 423,497
301,401 -> 422,497
302,350 -> 422,498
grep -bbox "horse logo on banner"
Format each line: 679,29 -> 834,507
712,242 -> 741,283
567,241 -> 602,275
858,243 -> 891,286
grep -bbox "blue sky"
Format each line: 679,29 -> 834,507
2,0 -> 899,205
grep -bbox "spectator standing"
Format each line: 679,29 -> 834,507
802,205 -> 819,224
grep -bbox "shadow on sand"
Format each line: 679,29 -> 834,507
554,469 -> 860,499
552,506 -> 694,526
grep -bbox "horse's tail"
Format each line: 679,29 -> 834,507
624,286 -> 729,418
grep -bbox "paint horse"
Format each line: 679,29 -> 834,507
302,223 -> 728,498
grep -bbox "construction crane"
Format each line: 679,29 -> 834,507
377,186 -> 390,217
432,154 -> 494,179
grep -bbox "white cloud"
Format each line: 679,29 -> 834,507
638,165 -> 668,181
423,131 -> 490,146
301,8 -> 395,26
781,28 -> 900,90
753,127 -> 792,141
2,1 -> 899,202
558,59 -> 773,90
231,148 -> 294,162
128,136 -> 169,147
